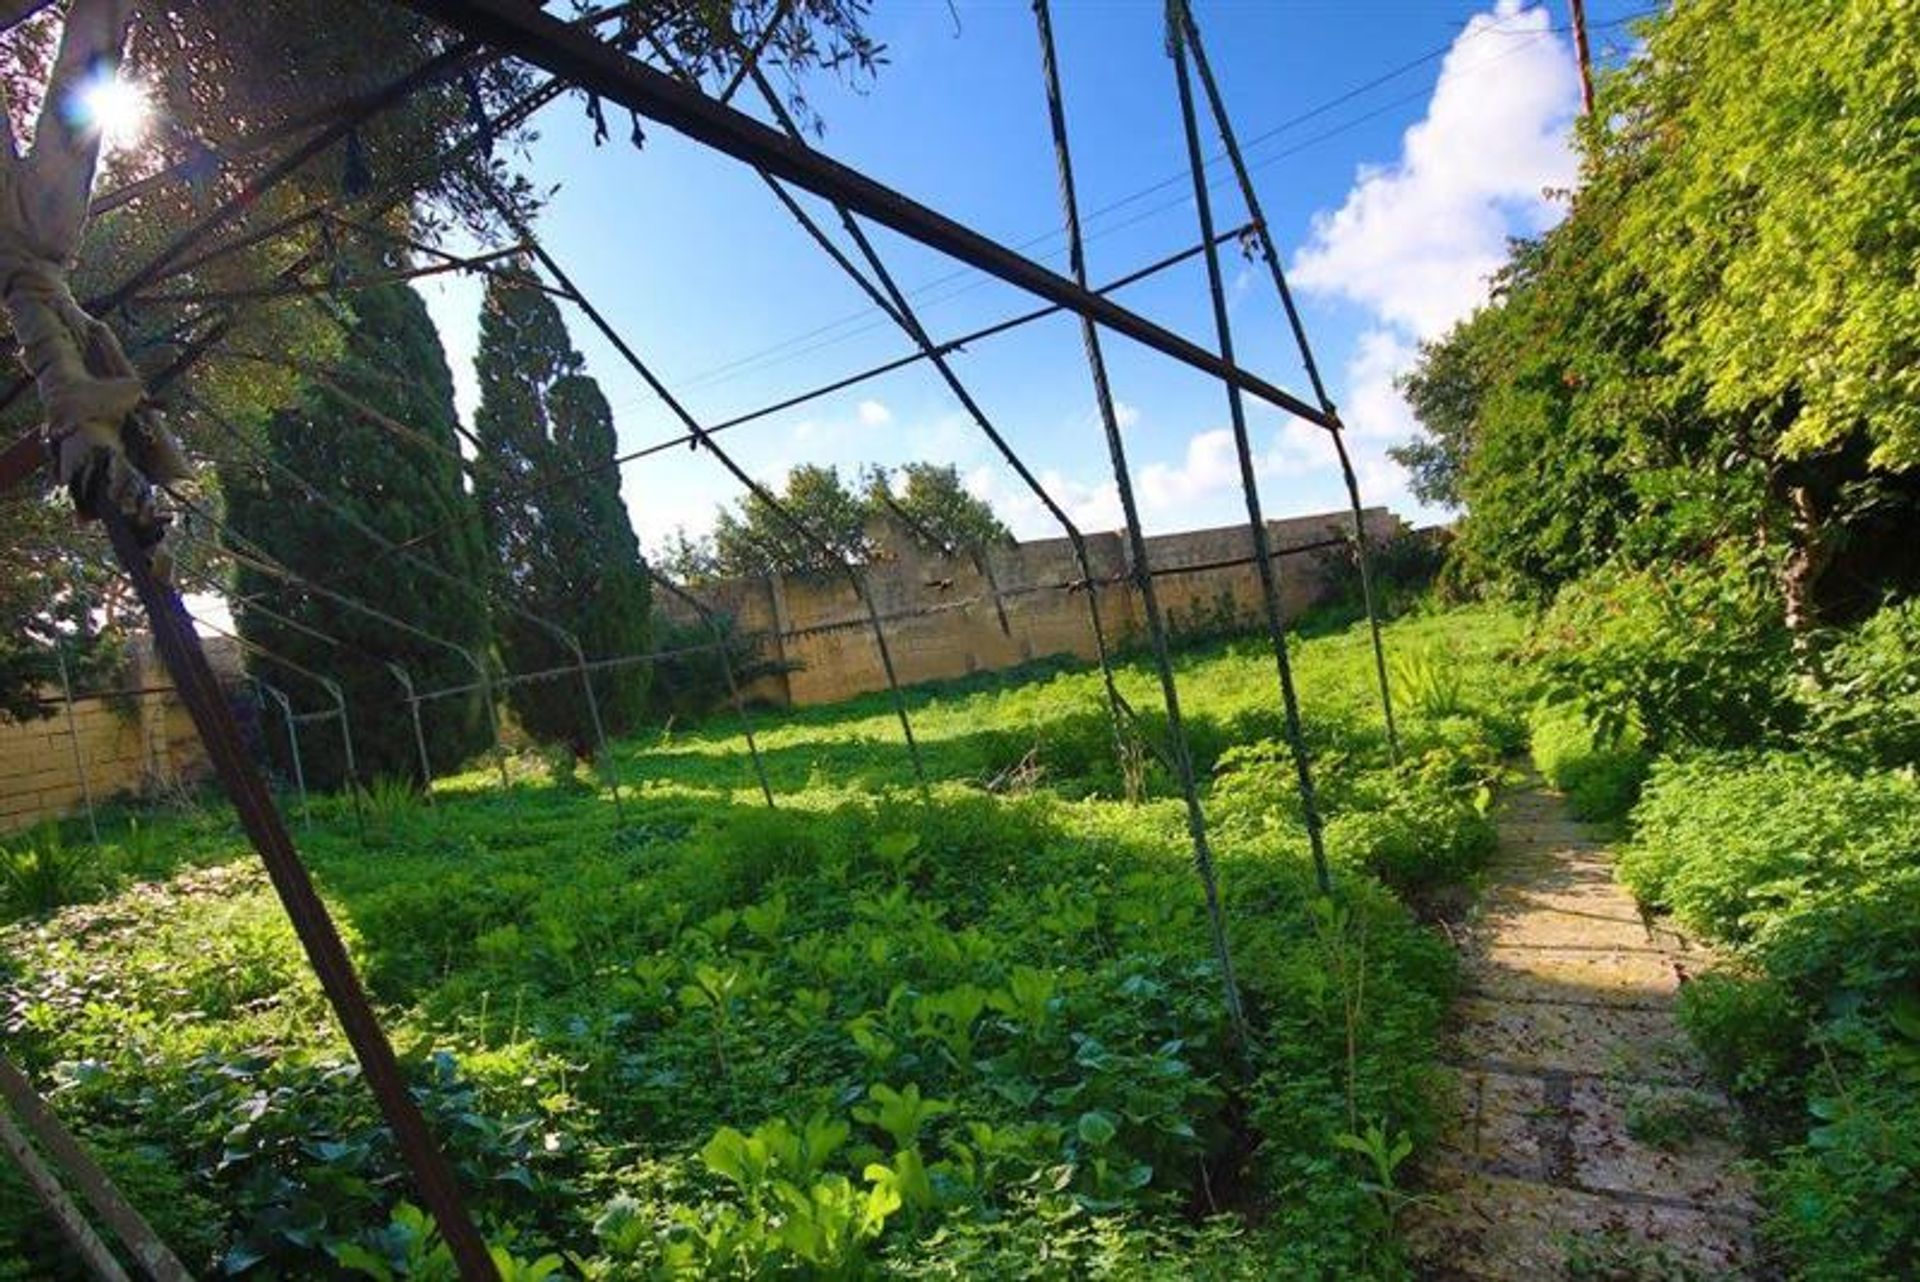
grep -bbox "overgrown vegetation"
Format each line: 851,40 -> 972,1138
0,609 -> 1523,1278
1392,4 -> 1920,1273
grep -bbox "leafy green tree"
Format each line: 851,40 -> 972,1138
472,268 -> 651,751
1398,0 -> 1920,627
222,280 -> 495,787
713,463 -> 871,578
654,527 -> 721,586
862,463 -> 1010,554
1,0 -> 879,718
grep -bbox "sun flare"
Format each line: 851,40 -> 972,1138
78,73 -> 152,152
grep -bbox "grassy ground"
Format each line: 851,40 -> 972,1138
1,605 -> 1526,1279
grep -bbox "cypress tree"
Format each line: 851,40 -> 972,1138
472,268 -> 652,751
222,278 -> 496,789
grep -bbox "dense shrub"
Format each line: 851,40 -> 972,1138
1528,700 -> 1647,823
1621,755 -> 1920,946
1214,739 -> 1499,899
1623,752 -> 1920,1276
1805,598 -> 1920,770
644,608 -> 790,724
1526,557 -> 1796,751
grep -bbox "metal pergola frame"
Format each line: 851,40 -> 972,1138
0,4 -> 1412,1276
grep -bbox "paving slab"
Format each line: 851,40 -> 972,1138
1407,771 -> 1758,1279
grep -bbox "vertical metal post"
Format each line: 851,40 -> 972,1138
100,509 -> 498,1280
53,647 -> 100,849
1032,0 -> 1247,1047
259,681 -> 309,828
1169,6 -> 1332,894
472,649 -> 511,792
647,568 -> 775,807
320,676 -> 364,832
387,663 -> 435,802
556,628 -> 624,823
1177,5 -> 1399,762
1568,0 -> 1596,116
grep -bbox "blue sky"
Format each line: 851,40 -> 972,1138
418,0 -> 1649,552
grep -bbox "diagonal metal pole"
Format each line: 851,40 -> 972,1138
0,1101 -> 130,1282
99,509 -> 499,1281
1169,6 -> 1332,894
1178,3 -> 1398,762
1032,0 -> 1247,1047
488,200 -> 927,791
0,1055 -> 194,1282
734,59 -> 1162,793
393,0 -> 1335,429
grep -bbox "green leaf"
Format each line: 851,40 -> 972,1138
1076,1110 -> 1118,1148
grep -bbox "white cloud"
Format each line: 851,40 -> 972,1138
857,398 -> 892,427
1290,1 -> 1579,516
1292,1 -> 1577,340
1113,400 -> 1142,430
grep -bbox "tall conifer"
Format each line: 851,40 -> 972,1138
472,269 -> 652,750
223,279 -> 496,788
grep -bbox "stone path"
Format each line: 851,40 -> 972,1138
1406,772 -> 1759,1280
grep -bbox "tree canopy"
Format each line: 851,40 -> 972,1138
2,0 -> 881,723
1397,0 -> 1920,630
707,462 -> 1011,579
472,266 -> 652,751
222,278 -> 495,788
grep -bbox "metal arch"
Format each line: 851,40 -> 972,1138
187,535 -> 510,793
256,679 -> 309,826
199,405 -> 622,811
385,662 -> 435,802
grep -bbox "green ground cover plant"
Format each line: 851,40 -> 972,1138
1523,572 -> 1920,1279
0,607 -> 1523,1279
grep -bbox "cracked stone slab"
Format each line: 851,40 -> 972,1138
1409,772 -> 1757,1279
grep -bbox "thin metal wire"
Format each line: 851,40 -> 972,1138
735,59 -> 1162,793
1168,4 -> 1332,894
486,195 -> 928,792
1032,0 -> 1247,1048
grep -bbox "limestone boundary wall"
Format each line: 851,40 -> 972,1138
675,507 -> 1400,706
0,638 -> 242,837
